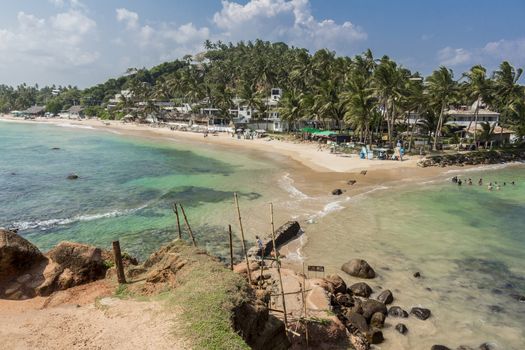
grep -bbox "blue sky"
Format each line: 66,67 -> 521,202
0,0 -> 524,87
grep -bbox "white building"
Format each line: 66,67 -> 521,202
407,100 -> 500,127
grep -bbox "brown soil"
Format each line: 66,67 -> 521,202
0,280 -> 188,350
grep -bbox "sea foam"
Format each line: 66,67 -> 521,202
278,173 -> 309,199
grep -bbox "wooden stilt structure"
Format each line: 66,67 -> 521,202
270,202 -> 288,329
234,192 -> 252,285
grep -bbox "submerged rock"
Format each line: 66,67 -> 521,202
332,189 -> 343,195
414,271 -> 421,278
395,323 -> 408,335
341,259 -> 376,279
67,173 -> 79,180
388,306 -> 409,318
411,307 -> 432,320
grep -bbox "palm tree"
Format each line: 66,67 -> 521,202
426,66 -> 457,151
278,89 -> 304,131
493,62 -> 523,140
343,69 -> 377,144
463,65 -> 491,147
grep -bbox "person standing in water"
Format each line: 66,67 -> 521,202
478,178 -> 483,186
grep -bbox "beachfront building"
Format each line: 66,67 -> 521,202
22,106 -> 45,118
446,101 -> 499,127
66,105 -> 85,119
107,90 -> 133,110
232,88 -> 287,132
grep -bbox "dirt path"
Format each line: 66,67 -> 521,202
0,282 -> 188,350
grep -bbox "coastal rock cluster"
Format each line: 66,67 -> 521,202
417,149 -> 525,168
251,220 -> 301,257
319,259 -> 435,348
0,228 -> 130,299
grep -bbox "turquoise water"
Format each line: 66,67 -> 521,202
302,165 -> 525,349
0,121 -> 281,259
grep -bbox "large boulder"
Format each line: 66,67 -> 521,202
257,221 -> 301,257
345,311 -> 369,333
376,289 -> 394,304
0,229 -> 45,282
349,282 -> 372,297
38,242 -> 108,296
341,259 -> 376,279
362,299 -> 387,320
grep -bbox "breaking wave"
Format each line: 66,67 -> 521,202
279,173 -> 309,199
12,205 -> 147,231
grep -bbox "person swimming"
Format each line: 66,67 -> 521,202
468,178 -> 473,185
488,182 -> 493,191
496,184 -> 501,190
452,176 -> 458,183
458,179 -> 462,186
478,178 -> 483,186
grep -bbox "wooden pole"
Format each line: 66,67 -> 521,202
302,263 -> 309,348
228,224 -> 234,271
172,203 -> 182,239
234,192 -> 252,285
112,240 -> 126,284
179,204 -> 197,247
270,202 -> 288,329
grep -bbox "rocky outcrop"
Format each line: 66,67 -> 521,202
0,232 -> 110,299
254,221 -> 301,257
341,259 -> 376,279
417,148 -> 525,168
0,229 -> 45,282
323,274 -> 347,294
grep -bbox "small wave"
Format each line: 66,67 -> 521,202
56,123 -> 94,130
12,205 -> 147,231
444,162 -> 524,174
308,200 -> 345,223
284,232 -> 307,262
278,173 -> 309,200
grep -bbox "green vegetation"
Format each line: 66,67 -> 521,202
167,242 -> 251,350
2,40 -> 524,144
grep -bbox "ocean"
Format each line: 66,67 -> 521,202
1,120 -> 524,349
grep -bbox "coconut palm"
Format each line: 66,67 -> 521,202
493,62 -> 523,137
426,66 -> 458,151
463,65 -> 492,147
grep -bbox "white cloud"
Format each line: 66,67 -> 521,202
437,47 -> 472,66
437,38 -> 525,69
0,9 -> 99,69
482,38 -> 525,64
212,0 -> 366,52
116,8 -> 139,29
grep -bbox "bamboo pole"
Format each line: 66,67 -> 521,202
112,240 -> 126,284
234,192 -> 252,285
228,224 -> 234,271
179,204 -> 197,247
301,263 -> 309,348
270,202 -> 288,329
172,203 -> 182,239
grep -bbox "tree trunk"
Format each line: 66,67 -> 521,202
433,103 -> 445,151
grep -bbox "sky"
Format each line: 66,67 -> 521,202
0,0 -> 524,88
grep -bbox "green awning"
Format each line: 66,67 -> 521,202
312,130 -> 337,136
299,127 -> 321,133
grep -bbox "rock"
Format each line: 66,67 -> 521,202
347,180 -> 357,185
67,173 -> 79,180
479,343 -> 495,350
362,299 -> 387,320
431,346 -> 451,350
370,312 -> 385,329
365,328 -> 383,344
395,323 -> 408,334
349,298 -> 363,314
39,241 -> 108,296
388,306 -> 409,318
349,282 -> 372,297
324,274 -> 347,294
345,311 -> 369,333
257,221 -> 301,257
332,189 -> 343,195
413,271 -> 421,278
335,293 -> 353,307
341,259 -> 376,279
411,307 -> 431,320
376,289 -> 393,304
51,147 -> 60,150
0,229 -> 45,282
